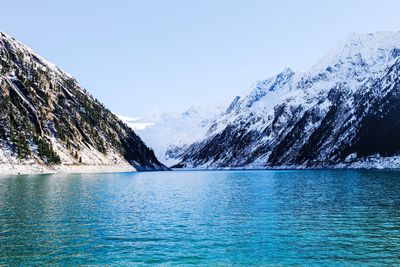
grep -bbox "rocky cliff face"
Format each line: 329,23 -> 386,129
0,32 -> 166,171
169,32 -> 400,169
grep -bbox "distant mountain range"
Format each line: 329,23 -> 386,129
0,32 -> 166,173
135,31 -> 400,169
120,105 -> 226,166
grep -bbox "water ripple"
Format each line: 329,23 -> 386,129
1,170 -> 400,265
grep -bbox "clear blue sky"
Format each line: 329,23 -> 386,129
1,0 -> 400,117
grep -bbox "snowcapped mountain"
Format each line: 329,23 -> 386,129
148,31 -> 400,169
122,105 -> 225,166
0,32 -> 166,173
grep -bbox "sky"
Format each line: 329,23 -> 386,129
1,0 -> 400,117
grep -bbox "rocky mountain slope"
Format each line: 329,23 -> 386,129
0,32 -> 166,173
152,31 -> 400,169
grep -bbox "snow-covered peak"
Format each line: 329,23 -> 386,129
228,67 -> 296,113
181,104 -> 226,118
311,31 -> 400,75
172,31 -> 400,169
243,67 -> 295,96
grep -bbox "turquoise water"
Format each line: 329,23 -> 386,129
1,170 -> 400,266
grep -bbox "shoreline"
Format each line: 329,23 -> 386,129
3,163 -> 400,176
0,163 -> 136,176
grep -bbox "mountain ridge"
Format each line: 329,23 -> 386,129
0,32 -> 167,174
135,31 -> 400,169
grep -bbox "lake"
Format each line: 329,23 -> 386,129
1,170 -> 400,265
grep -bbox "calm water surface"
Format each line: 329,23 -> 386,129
1,170 -> 400,266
